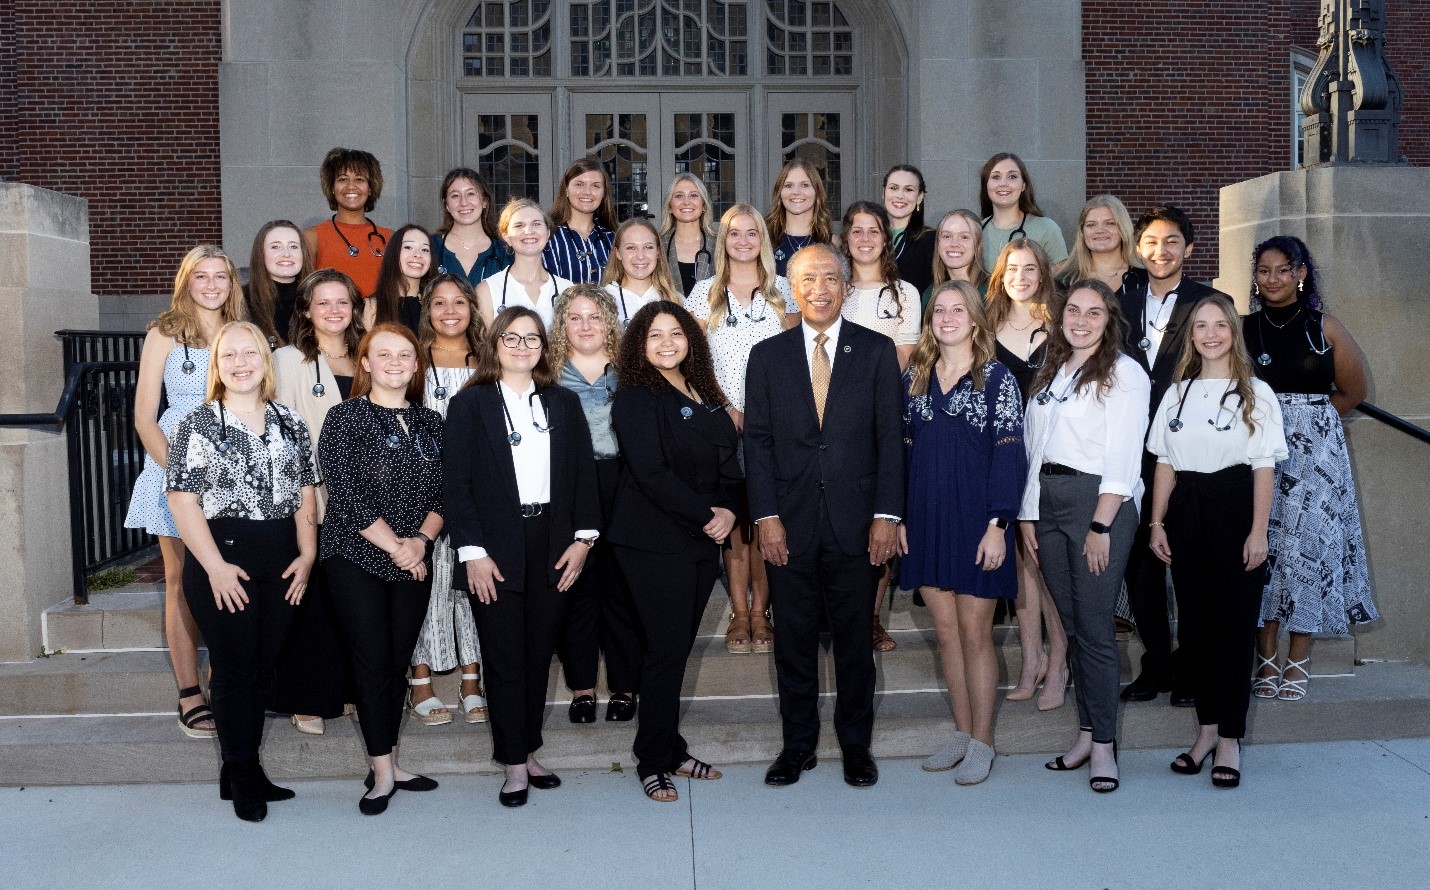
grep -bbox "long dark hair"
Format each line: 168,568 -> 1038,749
417,274 -> 485,361
1031,279 -> 1129,401
979,152 -> 1044,220
550,158 -> 618,231
369,224 -> 435,326
840,201 -> 906,323
437,167 -> 500,241
1251,235 -> 1322,311
467,306 -> 555,389
616,302 -> 728,407
289,269 -> 365,362
245,219 -> 313,346
883,164 -> 928,238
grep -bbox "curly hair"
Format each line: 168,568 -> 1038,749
1251,235 -> 1323,311
840,201 -> 906,323
290,269 -> 365,363
418,274 -> 485,364
766,159 -> 832,245
984,237 -> 1055,333
548,284 -> 620,371
616,301 -> 728,407
466,306 -> 555,390
907,280 -> 997,396
319,147 -> 383,212
1171,294 -> 1262,433
930,209 -> 991,291
1031,279 -> 1129,402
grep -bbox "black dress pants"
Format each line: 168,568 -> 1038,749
1165,464 -> 1263,739
766,497 -> 880,751
325,555 -> 429,758
271,526 -> 352,718
471,512 -> 568,765
614,544 -> 718,779
183,517 -> 300,764
559,458 -> 642,693
1125,451 -> 1182,680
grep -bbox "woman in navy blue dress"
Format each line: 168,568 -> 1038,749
901,280 -> 1026,785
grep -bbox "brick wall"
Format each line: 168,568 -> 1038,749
2,2 -> 222,298
1084,0 -> 1427,281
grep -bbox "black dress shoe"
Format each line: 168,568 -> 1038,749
1170,686 -> 1196,708
221,762 -> 295,803
359,788 -> 395,815
1120,671 -> 1171,702
365,769 -> 439,792
498,785 -> 529,807
764,749 -> 817,786
605,693 -> 636,722
568,695 -> 597,723
528,772 -> 561,790
841,745 -> 878,787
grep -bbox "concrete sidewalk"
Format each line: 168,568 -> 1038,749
4,738 -> 1428,889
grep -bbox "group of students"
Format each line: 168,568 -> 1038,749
123,146 -> 1377,821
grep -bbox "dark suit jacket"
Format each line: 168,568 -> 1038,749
743,321 -> 905,557
606,384 -> 743,555
1118,275 -> 1231,421
442,382 -> 600,592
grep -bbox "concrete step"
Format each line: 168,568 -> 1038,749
2,662 -> 1425,787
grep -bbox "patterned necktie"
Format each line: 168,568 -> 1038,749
812,332 -> 831,427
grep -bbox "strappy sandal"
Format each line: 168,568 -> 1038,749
1278,657 -> 1310,701
1252,654 -> 1281,699
674,757 -> 723,780
750,610 -> 774,654
459,671 -> 489,723
872,618 -> 896,653
406,676 -> 452,726
176,685 -> 217,739
725,612 -> 752,654
642,773 -> 678,802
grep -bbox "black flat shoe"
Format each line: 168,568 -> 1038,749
841,744 -> 878,787
605,693 -> 636,722
1170,751 -> 1211,775
499,785 -> 529,807
221,762 -> 295,802
364,769 -> 439,792
359,788 -> 395,815
1170,687 -> 1197,708
528,772 -> 561,790
1120,671 -> 1171,702
568,695 -> 597,724
764,749 -> 817,786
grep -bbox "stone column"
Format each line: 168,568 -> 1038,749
1219,167 -> 1430,665
0,184 -> 99,661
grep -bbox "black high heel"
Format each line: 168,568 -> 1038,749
1089,740 -> 1119,793
1170,749 -> 1212,775
1210,740 -> 1242,788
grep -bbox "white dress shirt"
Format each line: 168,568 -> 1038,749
458,380 -> 597,562
1019,353 -> 1151,521
802,316 -> 844,378
1142,277 -> 1181,367
1148,377 -> 1288,473
486,268 -> 574,331
604,282 -> 664,329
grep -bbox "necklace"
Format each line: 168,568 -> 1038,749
1007,315 -> 1038,333
1263,306 -> 1302,329
319,346 -> 349,360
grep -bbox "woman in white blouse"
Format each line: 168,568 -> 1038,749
1148,295 -> 1287,789
683,203 -> 798,655
1020,279 -> 1149,793
602,218 -> 680,328
475,199 -> 574,330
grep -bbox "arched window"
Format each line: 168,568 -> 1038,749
457,1 -> 860,221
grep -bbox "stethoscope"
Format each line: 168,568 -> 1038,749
498,271 -> 557,315
181,341 -> 197,375
869,284 -> 901,320
725,287 -> 770,327
311,360 -> 328,397
1254,308 -> 1331,367
982,212 -> 1029,243
1034,366 -> 1083,406
665,232 -> 713,270
366,397 -> 440,461
426,349 -> 474,401
563,226 -> 612,280
1169,380 -> 1243,432
1138,284 -> 1178,352
1022,326 -> 1049,370
215,401 -> 298,455
330,216 -> 386,258
914,371 -> 975,422
500,390 -> 551,446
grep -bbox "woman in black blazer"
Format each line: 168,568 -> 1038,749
443,306 -> 601,807
608,302 -> 742,802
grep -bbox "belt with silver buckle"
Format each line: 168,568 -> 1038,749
520,502 -> 546,518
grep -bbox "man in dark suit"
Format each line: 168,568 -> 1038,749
744,244 -> 905,788
1118,205 -> 1233,705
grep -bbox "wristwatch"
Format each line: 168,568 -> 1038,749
576,536 -> 598,548
1089,520 -> 1111,535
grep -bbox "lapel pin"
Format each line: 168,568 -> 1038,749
843,345 -> 851,353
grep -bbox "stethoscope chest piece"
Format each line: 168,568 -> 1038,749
680,406 -> 693,419
1257,353 -> 1272,367
507,431 -> 522,446
1137,337 -> 1152,351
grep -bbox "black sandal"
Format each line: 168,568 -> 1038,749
177,685 -> 217,739
674,757 -> 723,780
642,773 -> 678,802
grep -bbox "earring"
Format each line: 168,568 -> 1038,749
1298,279 -> 1304,293
1252,282 -> 1259,296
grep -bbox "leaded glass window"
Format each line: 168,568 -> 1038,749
477,114 -> 542,205
569,0 -> 749,78
585,113 -> 652,219
463,1 -> 553,77
673,112 -> 738,218
780,111 -> 842,216
765,1 -> 853,77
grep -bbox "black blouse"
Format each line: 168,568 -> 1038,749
995,338 -> 1048,407
274,280 -> 299,345
317,397 -> 444,580
894,228 -> 937,295
1244,304 -> 1336,396
166,401 -> 315,520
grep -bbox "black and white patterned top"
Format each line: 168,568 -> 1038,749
317,396 -> 445,580
165,400 -> 316,520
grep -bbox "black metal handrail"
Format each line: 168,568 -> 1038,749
0,361 -> 136,427
1357,402 -> 1430,445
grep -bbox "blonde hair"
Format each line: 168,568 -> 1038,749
1060,195 -> 1140,286
658,173 -> 715,241
498,197 -> 551,239
151,245 -> 247,347
548,284 -> 621,371
602,218 -> 681,304
984,238 -> 1054,334
907,281 -> 996,396
931,209 -> 990,291
707,204 -> 783,333
1171,294 -> 1261,432
205,321 -> 276,402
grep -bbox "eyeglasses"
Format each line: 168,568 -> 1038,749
499,332 -> 544,350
